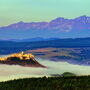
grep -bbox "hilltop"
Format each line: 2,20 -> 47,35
0,52 -> 46,68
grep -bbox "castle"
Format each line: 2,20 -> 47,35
0,51 -> 35,61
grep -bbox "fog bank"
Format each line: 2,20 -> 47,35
0,58 -> 90,81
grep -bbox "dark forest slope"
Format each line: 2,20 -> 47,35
0,76 -> 90,90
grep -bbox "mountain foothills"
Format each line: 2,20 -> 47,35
0,51 -> 46,68
0,38 -> 90,65
0,15 -> 90,39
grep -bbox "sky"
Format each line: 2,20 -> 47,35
0,0 -> 90,26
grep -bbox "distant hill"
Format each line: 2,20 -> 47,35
0,37 -> 90,54
0,15 -> 90,39
0,38 -> 90,65
5,37 -> 59,42
51,72 -> 76,77
61,72 -> 76,77
0,37 -> 90,48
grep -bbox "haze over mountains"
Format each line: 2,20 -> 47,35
0,15 -> 90,39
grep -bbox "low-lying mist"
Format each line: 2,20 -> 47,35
0,58 -> 90,81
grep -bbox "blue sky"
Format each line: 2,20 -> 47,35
0,0 -> 90,26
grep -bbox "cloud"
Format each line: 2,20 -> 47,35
0,58 -> 90,81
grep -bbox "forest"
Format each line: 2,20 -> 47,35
0,75 -> 90,90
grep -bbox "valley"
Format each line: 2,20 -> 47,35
0,38 -> 90,65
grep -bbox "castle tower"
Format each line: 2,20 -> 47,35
21,51 -> 24,55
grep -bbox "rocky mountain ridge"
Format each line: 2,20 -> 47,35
0,15 -> 90,39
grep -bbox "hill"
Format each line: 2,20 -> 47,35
0,51 -> 46,68
0,37 -> 90,54
0,38 -> 90,54
0,75 -> 90,90
0,38 -> 90,65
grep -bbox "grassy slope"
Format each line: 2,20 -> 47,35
0,76 -> 90,90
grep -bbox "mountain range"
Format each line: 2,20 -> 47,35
0,15 -> 90,39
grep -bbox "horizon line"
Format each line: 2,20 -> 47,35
0,15 -> 90,27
